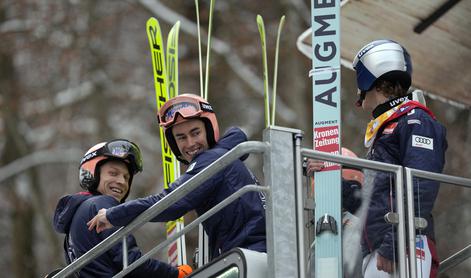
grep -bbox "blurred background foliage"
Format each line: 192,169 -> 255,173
0,0 -> 469,277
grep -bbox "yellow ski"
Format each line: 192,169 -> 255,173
146,17 -> 185,266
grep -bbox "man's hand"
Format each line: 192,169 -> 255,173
87,208 -> 113,233
305,159 -> 325,176
376,253 -> 394,274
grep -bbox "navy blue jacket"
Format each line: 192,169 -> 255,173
53,193 -> 178,277
362,106 -> 447,261
106,127 -> 267,258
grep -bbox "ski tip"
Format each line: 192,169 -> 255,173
280,15 -> 286,24
169,21 -> 181,35
277,16 -> 286,36
256,14 -> 264,25
146,17 -> 157,24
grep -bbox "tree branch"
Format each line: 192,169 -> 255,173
23,81 -> 94,117
138,0 -> 297,123
0,149 -> 82,183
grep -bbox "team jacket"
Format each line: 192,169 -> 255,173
106,127 -> 267,258
53,193 -> 178,277
362,99 -> 447,261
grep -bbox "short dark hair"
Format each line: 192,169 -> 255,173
374,78 -> 408,99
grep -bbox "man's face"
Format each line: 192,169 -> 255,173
172,118 -> 209,163
97,160 -> 130,202
361,87 -> 378,112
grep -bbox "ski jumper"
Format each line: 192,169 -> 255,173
53,193 -> 178,277
362,99 -> 447,277
106,127 -> 267,259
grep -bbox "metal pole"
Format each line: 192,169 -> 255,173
122,237 -> 128,268
395,167 -> 409,278
408,168 -> 471,188
405,168 -> 417,277
439,244 -> 471,273
264,126 -> 303,278
294,133 -> 306,278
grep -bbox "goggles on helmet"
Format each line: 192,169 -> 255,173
158,96 -> 214,128
80,139 -> 143,173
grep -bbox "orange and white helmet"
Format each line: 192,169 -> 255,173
79,139 -> 143,200
158,94 -> 219,162
341,147 -> 364,185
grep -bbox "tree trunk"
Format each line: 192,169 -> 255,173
0,45 -> 37,278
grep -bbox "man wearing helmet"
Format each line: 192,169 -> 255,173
305,147 -> 364,278
305,147 -> 364,215
52,139 -> 191,277
88,94 -> 267,260
352,40 -> 447,277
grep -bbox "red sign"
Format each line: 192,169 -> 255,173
313,125 -> 340,171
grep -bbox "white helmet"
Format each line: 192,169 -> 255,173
352,39 -> 412,105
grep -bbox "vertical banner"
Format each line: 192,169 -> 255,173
311,0 -> 342,277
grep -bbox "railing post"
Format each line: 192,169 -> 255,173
294,133 -> 307,278
263,126 -> 303,278
122,237 -> 128,268
394,167 -> 409,278
405,167 -> 417,277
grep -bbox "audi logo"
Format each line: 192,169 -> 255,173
415,137 -> 431,144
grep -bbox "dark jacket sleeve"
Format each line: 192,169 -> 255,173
92,197 -> 178,278
107,150 -> 223,227
378,110 -> 447,260
106,126 -> 245,226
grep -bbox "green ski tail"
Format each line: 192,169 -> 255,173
195,0 -> 216,267
204,0 -> 216,100
256,15 -> 271,128
272,15 -> 285,126
257,15 -> 286,127
195,0 -> 204,98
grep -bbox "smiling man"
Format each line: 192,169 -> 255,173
87,94 -> 267,260
172,118 -> 209,163
53,139 -> 191,277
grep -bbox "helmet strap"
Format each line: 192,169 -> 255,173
355,91 -> 367,107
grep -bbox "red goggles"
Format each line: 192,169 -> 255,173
159,98 -> 213,128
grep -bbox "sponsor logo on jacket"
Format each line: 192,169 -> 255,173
412,135 -> 433,150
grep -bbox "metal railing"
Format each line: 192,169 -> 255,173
404,167 -> 471,276
52,126 -> 471,278
301,149 -> 471,278
300,148 -> 408,278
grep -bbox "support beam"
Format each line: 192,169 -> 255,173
414,0 -> 461,33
